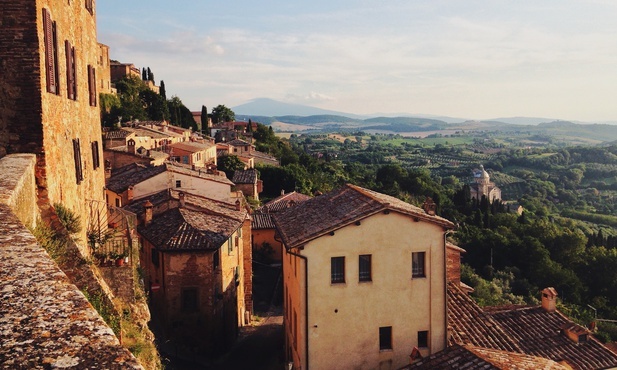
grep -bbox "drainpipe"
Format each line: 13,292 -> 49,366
443,229 -> 454,351
287,247 -> 309,370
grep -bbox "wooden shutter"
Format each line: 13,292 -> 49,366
91,141 -> 100,169
43,9 -> 57,94
88,65 -> 97,106
65,40 -> 76,100
73,139 -> 83,184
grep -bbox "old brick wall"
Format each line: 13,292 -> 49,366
0,2 -> 45,159
446,244 -> 462,284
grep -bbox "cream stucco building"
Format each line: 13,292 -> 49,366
273,184 -> 455,370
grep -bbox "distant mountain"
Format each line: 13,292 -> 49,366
232,98 -> 365,119
488,117 -> 560,125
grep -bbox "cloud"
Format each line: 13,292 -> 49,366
284,92 -> 335,104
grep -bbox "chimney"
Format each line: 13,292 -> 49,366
144,200 -> 153,225
281,189 -> 285,195
541,287 -> 558,312
104,166 -> 112,180
179,192 -> 185,208
127,186 -> 134,202
423,197 -> 436,216
235,199 -> 241,211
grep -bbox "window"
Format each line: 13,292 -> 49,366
72,139 -> 83,184
87,65 -> 97,106
175,180 -> 181,188
412,252 -> 426,278
181,288 -> 198,312
359,254 -> 372,282
213,249 -> 220,270
115,198 -> 120,207
379,326 -> 392,350
331,256 -> 345,284
151,249 -> 159,267
43,8 -> 59,94
418,331 -> 429,348
293,309 -> 298,350
228,237 -> 233,254
91,141 -> 100,169
65,40 -> 76,100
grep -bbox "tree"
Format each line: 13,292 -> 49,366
160,80 -> 167,100
217,155 -> 246,179
211,104 -> 235,124
201,105 -> 209,135
247,119 -> 253,133
142,67 -> 147,81
147,67 -> 154,82
167,95 -> 197,130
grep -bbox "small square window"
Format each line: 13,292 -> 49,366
175,180 -> 181,188
412,252 -> 426,278
418,330 -> 429,348
331,256 -> 345,284
379,326 -> 392,350
359,254 -> 372,282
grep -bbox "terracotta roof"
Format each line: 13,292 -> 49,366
232,169 -> 258,184
447,282 -> 617,369
447,282 -> 522,352
102,129 -> 133,139
259,191 -> 312,213
228,139 -> 252,147
272,184 -> 454,249
125,189 -> 244,222
166,162 -> 233,185
169,141 -> 214,152
138,200 -> 244,251
252,213 -> 275,230
251,150 -> 279,162
490,307 -> 617,369
409,344 -> 569,370
106,163 -> 167,193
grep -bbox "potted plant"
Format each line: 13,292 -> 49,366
109,251 -> 127,266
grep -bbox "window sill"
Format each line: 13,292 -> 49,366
412,275 -> 427,279
379,349 -> 393,353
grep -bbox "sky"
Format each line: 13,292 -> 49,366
97,1 -> 617,122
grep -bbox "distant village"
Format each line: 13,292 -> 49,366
1,2 -> 617,370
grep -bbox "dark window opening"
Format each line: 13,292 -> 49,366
379,326 -> 392,350
359,254 -> 372,282
331,256 -> 345,284
175,180 -> 181,188
418,330 -> 429,348
412,251 -> 426,278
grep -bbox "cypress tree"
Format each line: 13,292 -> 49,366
142,67 -> 147,80
160,80 -> 166,100
201,105 -> 209,135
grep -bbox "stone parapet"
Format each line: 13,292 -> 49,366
0,154 -> 142,369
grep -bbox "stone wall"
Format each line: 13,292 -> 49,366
0,154 -> 142,369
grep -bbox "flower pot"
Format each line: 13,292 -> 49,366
115,258 -> 124,267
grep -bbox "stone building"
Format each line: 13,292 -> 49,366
132,191 -> 252,354
470,165 -> 501,202
97,43 -> 112,94
0,0 -> 106,249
